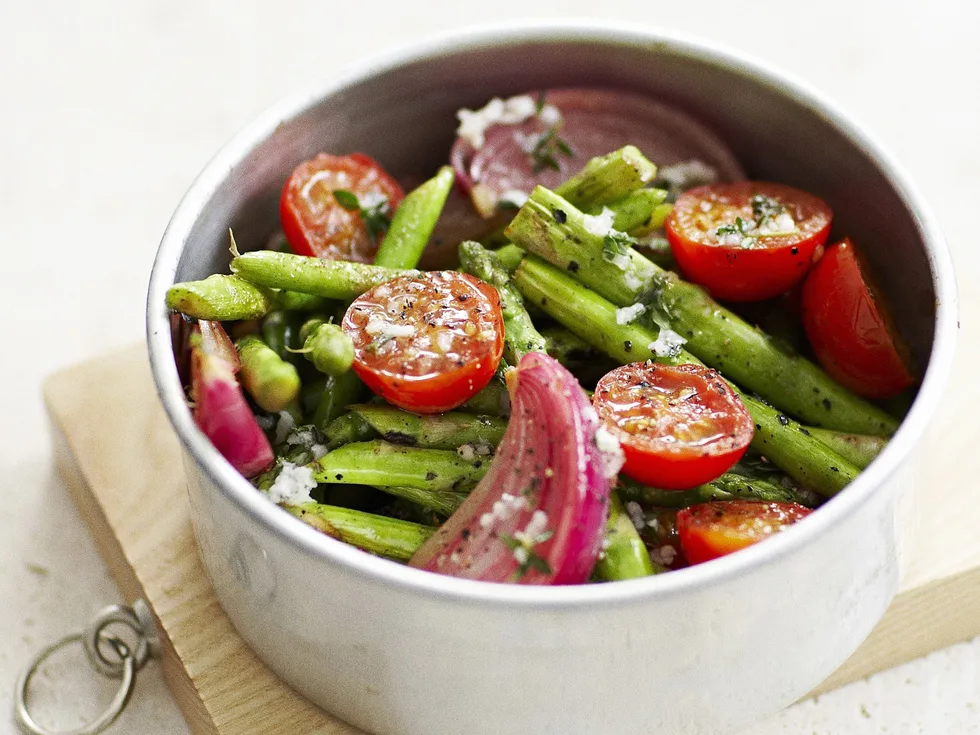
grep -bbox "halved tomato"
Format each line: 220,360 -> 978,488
280,153 -> 404,263
677,501 -> 812,564
342,272 -> 504,413
801,238 -> 914,398
592,362 -> 753,489
665,182 -> 832,302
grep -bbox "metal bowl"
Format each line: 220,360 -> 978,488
146,21 -> 956,735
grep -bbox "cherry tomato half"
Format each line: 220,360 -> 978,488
593,362 -> 753,490
677,501 -> 812,565
342,272 -> 504,414
801,238 -> 914,399
665,182 -> 833,302
279,153 -> 404,263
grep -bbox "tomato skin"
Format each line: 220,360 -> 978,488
800,238 -> 914,399
666,182 -> 832,302
343,272 -> 504,414
677,501 -> 812,564
279,153 -> 404,263
593,362 -> 753,490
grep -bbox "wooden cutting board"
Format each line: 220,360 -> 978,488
43,344 -> 980,735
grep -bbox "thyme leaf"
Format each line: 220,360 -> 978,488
499,529 -> 554,580
332,189 -> 392,243
601,231 -> 636,263
528,128 -> 575,174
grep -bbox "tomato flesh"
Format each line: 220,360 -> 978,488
593,362 -> 753,489
801,238 -> 914,398
279,153 -> 404,263
677,501 -> 812,565
666,182 -> 832,302
342,272 -> 504,414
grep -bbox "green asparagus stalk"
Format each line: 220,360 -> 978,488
459,241 -> 547,363
287,503 -> 433,561
505,186 -> 899,436
272,290 -> 329,312
512,254 -> 859,496
459,377 -> 510,416
230,250 -> 408,300
349,404 -> 506,450
584,188 -> 668,235
593,491 -> 659,580
554,145 -> 657,207
541,325 -> 602,366
235,336 -> 301,412
492,244 -> 527,274
806,428 -> 886,470
300,376 -> 327,416
320,411 -> 378,450
618,473 -> 815,509
311,371 -> 364,432
314,440 -> 489,492
261,310 -> 302,362
514,253 -> 677,365
632,202 -> 674,237
166,274 -> 273,320
636,233 -> 675,269
373,166 -> 455,269
373,485 -> 466,517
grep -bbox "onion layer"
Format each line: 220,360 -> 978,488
409,352 -> 623,584
191,321 -> 273,478
451,88 -> 746,215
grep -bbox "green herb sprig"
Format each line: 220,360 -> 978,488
333,189 -> 392,243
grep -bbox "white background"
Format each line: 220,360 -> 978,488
1,0 -> 978,732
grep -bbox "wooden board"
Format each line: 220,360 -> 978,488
43,345 -> 980,734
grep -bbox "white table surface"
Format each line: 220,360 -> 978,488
2,0 -> 978,732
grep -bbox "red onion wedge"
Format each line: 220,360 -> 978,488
409,352 -> 624,584
191,321 -> 272,478
198,318 -> 241,372
450,88 -> 746,217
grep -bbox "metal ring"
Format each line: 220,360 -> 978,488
82,606 -> 149,678
14,632 -> 135,735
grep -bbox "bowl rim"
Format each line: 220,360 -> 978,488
146,19 -> 957,609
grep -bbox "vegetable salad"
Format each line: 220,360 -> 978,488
166,89 -> 911,584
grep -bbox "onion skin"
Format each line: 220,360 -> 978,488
191,323 -> 273,478
409,352 -> 619,584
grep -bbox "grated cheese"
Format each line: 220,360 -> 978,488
582,207 -> 616,237
365,316 -> 416,338
623,271 -> 645,292
479,492 -> 528,529
435,330 -> 455,353
538,104 -> 561,126
594,425 -> 626,480
624,501 -> 646,531
274,410 -> 295,446
499,189 -> 529,208
606,252 -> 631,271
514,510 -> 550,545
654,545 -> 677,566
718,231 -> 743,247
657,160 -> 719,192
649,328 -> 687,358
456,94 -> 539,150
755,211 -> 797,235
267,462 -> 316,506
615,302 -> 646,325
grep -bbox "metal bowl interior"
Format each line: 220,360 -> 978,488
146,21 -> 956,735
